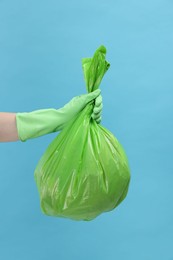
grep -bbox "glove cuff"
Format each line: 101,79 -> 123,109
16,109 -> 62,142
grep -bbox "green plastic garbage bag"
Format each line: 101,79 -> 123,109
34,46 -> 130,221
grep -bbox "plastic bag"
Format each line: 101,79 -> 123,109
34,46 -> 130,221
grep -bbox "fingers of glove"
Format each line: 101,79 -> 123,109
92,94 -> 103,124
92,110 -> 102,119
92,113 -> 102,124
68,90 -> 101,107
85,89 -> 101,104
95,95 -> 102,107
63,90 -> 101,116
96,116 -> 102,124
93,103 -> 103,115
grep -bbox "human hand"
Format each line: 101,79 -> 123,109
91,94 -> 102,124
62,89 -> 102,124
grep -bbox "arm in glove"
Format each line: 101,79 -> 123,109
16,89 -> 102,142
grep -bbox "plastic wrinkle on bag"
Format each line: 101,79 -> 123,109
34,46 -> 130,221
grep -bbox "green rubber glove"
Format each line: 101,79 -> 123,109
91,94 -> 102,124
16,89 -> 102,142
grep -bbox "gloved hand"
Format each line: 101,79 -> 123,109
16,89 -> 102,142
91,94 -> 102,124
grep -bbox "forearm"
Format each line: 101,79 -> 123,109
0,113 -> 19,142
0,90 -> 102,143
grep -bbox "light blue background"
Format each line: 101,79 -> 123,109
0,0 -> 173,259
